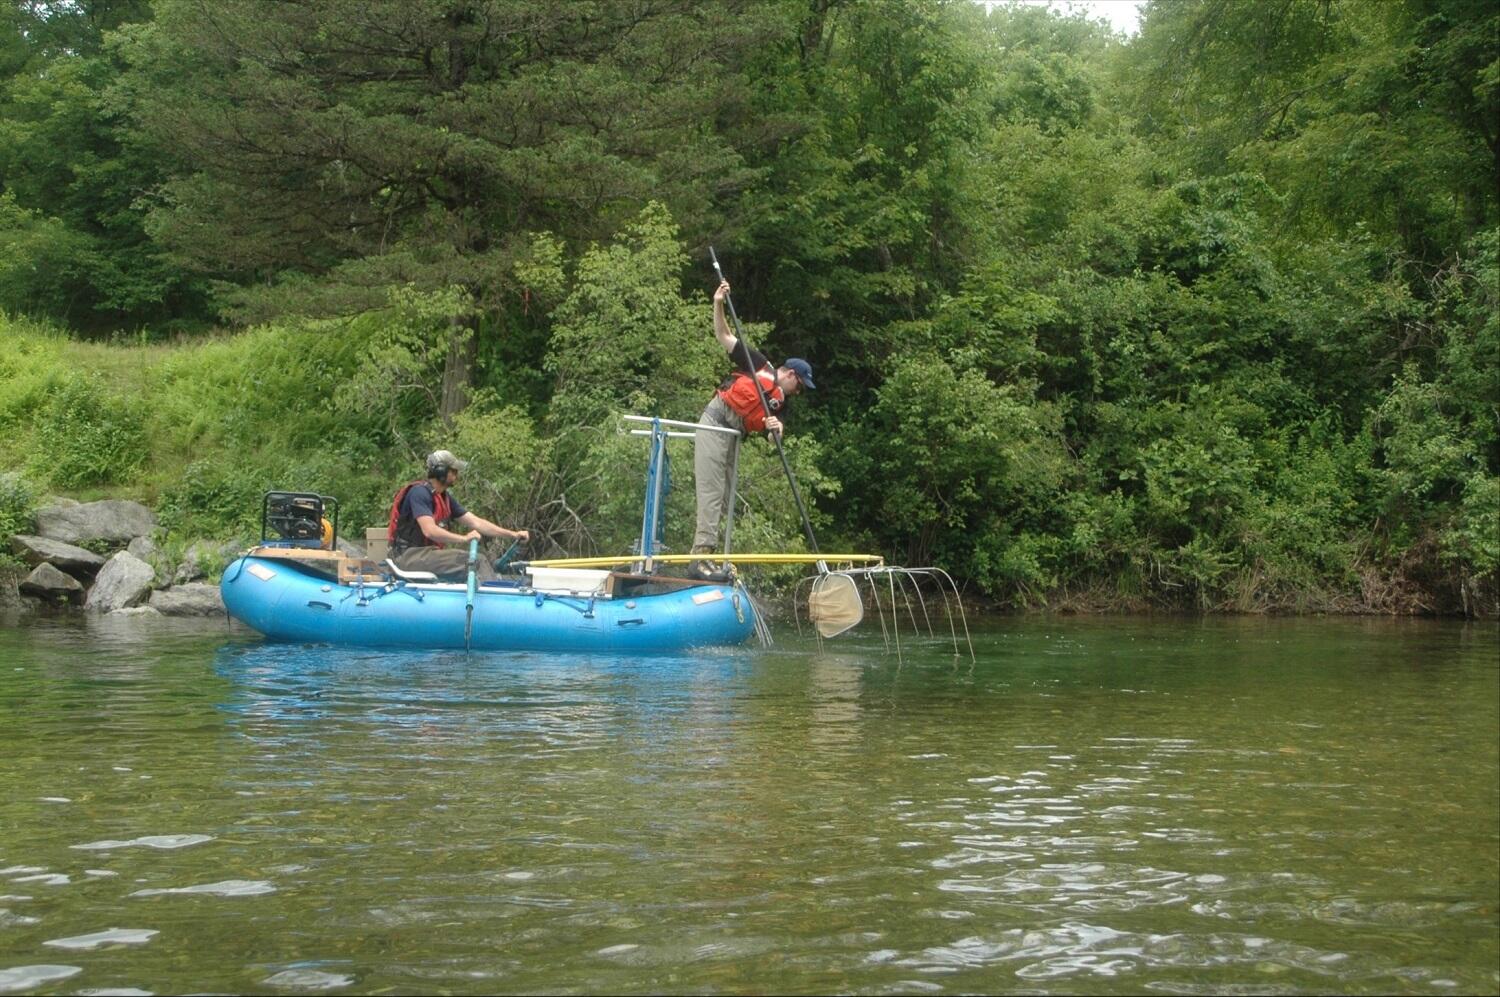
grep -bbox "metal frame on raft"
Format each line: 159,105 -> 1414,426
623,414 -> 774,647
792,565 -> 975,662
624,415 -> 741,573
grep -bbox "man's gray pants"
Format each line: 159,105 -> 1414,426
693,396 -> 744,552
393,546 -> 497,582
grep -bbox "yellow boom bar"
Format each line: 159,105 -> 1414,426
522,553 -> 885,568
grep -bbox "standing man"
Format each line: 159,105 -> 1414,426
387,450 -> 529,581
688,279 -> 814,580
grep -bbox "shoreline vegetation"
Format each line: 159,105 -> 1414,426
1,1 -> 1495,619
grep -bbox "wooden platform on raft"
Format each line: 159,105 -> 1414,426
247,546 -> 378,585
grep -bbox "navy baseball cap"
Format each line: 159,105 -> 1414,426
784,358 -> 815,390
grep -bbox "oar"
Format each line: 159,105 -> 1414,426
494,537 -> 522,572
708,247 -> 823,567
464,537 -> 478,651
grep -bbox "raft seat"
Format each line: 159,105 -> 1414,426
383,559 -> 439,584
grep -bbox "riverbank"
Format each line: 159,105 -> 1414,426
2,486 -> 1494,622
2,310 -> 1494,621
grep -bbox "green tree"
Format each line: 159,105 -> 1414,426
116,0 -> 773,417
1127,0 -> 1498,263
0,0 -> 204,329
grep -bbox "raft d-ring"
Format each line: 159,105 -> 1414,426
535,592 -> 546,608
732,590 -> 744,624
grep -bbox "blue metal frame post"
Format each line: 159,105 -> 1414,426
637,418 -> 669,574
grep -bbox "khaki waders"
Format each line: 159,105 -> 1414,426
692,395 -> 744,553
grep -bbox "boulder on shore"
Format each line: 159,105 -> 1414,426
85,550 -> 156,613
127,535 -> 158,561
172,540 -> 240,584
149,583 -> 226,617
19,562 -> 85,604
35,500 -> 157,547
10,534 -> 107,579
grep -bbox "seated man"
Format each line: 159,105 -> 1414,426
387,450 -> 528,581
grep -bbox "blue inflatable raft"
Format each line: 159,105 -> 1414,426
221,549 -> 756,653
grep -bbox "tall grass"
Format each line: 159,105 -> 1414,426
0,312 -> 399,548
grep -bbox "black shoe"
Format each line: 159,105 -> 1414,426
686,558 -> 730,583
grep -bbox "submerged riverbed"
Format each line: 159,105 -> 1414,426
0,614 -> 1496,995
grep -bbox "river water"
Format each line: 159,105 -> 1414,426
0,614 -> 1495,995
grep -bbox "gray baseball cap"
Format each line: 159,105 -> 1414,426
426,450 -> 468,477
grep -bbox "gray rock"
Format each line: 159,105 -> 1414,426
110,605 -> 162,617
336,537 -> 366,559
85,551 -> 156,613
172,540 -> 242,584
149,583 -> 225,617
172,541 -> 210,584
10,535 -> 106,578
19,562 -> 85,604
35,500 -> 157,546
127,535 -> 158,561
173,540 -> 221,583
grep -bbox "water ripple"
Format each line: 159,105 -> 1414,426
44,928 -> 159,950
0,965 -> 82,994
130,880 -> 275,897
71,834 -> 213,851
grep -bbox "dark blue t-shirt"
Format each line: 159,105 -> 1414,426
400,483 -> 467,526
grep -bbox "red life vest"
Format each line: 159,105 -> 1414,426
718,367 -> 784,433
387,480 -> 453,551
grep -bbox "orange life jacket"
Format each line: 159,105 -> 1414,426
717,367 -> 784,434
387,480 -> 453,551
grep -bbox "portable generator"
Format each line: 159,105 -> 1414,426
260,491 -> 339,549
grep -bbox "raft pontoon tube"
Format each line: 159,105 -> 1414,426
221,549 -> 756,653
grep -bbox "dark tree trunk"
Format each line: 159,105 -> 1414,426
439,314 -> 476,425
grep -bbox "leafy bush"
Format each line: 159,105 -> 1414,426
544,203 -> 725,430
845,352 -> 1069,596
0,472 -> 37,560
30,374 -> 148,489
155,442 -> 395,551
0,193 -> 99,320
1445,473 -> 1500,583
447,399 -> 553,538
